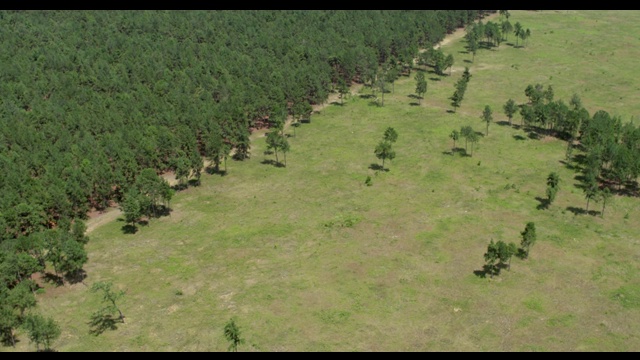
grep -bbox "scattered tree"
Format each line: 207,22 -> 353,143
520,222 -> 537,259
22,313 -> 61,352
481,105 -> 493,136
90,281 -> 126,324
449,130 -> 459,152
545,172 -> 560,208
599,187 -> 612,218
503,98 -> 518,126
224,317 -> 244,352
374,140 -> 396,170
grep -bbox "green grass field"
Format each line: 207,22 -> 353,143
6,10 -> 640,352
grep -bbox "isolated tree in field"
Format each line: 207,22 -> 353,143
484,239 -> 499,278
224,317 -> 244,352
433,48 -> 446,75
445,54 -> 454,76
514,22 -> 522,46
280,135 -> 290,167
460,125 -> 473,154
374,140 -> 396,170
545,172 -> 560,207
501,20 -> 513,41
451,89 -> 463,113
599,187 -> 612,218
449,130 -> 459,152
383,127 -> 398,143
90,281 -> 126,324
503,98 -> 518,126
498,241 -> 518,271
468,130 -> 480,157
468,36 -> 478,62
22,313 -> 60,352
266,130 -> 286,166
520,222 -> 537,259
481,105 -> 493,136
414,71 -> 427,104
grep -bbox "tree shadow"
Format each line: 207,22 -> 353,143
187,178 -> 201,187
566,206 -> 588,216
43,272 -> 64,287
463,59 -> 472,63
205,166 -> 227,177
513,134 -> 526,141
300,118 -> 311,124
368,163 -> 388,172
409,102 -> 420,106
407,94 -> 420,99
475,131 -> 485,137
515,248 -> 527,260
330,101 -> 344,106
459,50 -> 469,55
473,268 -> 487,278
496,120 -> 512,127
171,183 -> 188,191
359,94 -> 375,99
121,224 -> 138,234
527,131 -> 541,140
428,77 -> 441,82
446,109 -> 455,114
260,159 -> 285,168
1,334 -> 20,347
88,313 -> 123,336
558,159 -> 577,171
442,148 -> 466,156
572,153 -> 587,167
535,196 -> 549,210
64,269 -> 87,285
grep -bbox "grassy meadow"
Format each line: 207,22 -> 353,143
5,10 -> 640,351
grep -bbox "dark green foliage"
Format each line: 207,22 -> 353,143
520,222 -> 537,259
224,317 -> 244,352
374,141 -> 396,170
503,98 -> 517,126
449,130 -> 459,151
89,281 -> 125,335
22,313 -> 61,352
481,105 -> 493,136
375,128 -> 398,170
365,176 -> 373,186
383,127 -> 398,143
545,172 -> 560,207
414,71 -> 427,104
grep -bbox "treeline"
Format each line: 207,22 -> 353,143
0,10 -> 494,347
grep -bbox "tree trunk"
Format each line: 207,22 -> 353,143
586,197 -> 590,212
382,158 -> 385,169
274,150 -> 279,165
